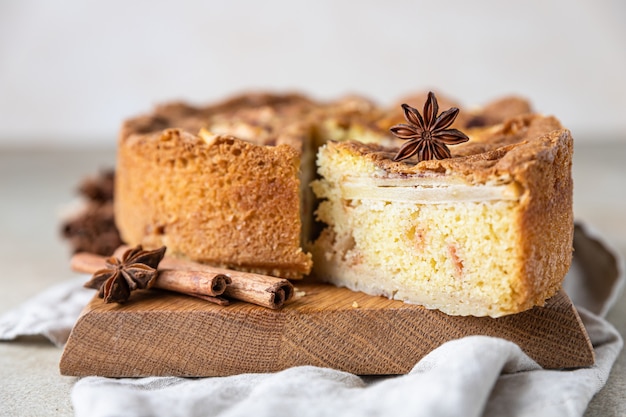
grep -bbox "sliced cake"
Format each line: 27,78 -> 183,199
114,90 -> 573,317
311,100 -> 573,317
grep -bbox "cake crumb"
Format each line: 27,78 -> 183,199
352,301 -> 360,308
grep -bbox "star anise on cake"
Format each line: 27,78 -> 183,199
390,92 -> 469,162
84,245 -> 166,303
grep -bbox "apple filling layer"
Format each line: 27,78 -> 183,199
340,175 -> 523,204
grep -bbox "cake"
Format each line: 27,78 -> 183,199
114,92 -> 396,278
113,90 -> 574,316
311,107 -> 573,317
115,93 -> 318,279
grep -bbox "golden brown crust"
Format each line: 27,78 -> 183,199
466,96 -> 533,127
515,129 -> 574,309
121,92 -> 317,152
116,92 -> 323,278
379,93 -> 532,131
116,128 -> 312,278
327,114 -> 566,184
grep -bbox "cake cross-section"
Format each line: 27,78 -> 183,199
311,114 -> 573,317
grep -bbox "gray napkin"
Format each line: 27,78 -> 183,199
1,224 -> 623,417
0,276 -> 93,347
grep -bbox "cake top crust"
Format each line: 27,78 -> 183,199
120,92 -> 318,152
120,91 -> 564,188
121,91 -> 538,159
326,114 -> 571,185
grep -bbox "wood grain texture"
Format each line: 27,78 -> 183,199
60,284 -> 594,377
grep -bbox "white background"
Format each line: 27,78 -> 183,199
1,0 -> 625,147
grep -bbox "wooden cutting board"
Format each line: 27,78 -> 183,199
59,283 -> 594,377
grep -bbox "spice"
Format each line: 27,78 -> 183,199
84,245 -> 166,303
78,169 -> 115,202
61,169 -> 123,256
74,251 -> 232,305
158,254 -> 294,310
390,92 -> 469,162
73,247 -> 294,309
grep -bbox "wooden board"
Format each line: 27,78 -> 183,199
60,284 -> 594,377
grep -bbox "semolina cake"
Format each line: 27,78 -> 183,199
311,111 -> 573,317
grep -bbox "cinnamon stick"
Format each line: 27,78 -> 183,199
157,256 -> 294,310
71,252 -> 232,305
155,269 -> 231,298
112,247 -> 293,309
73,250 -> 294,309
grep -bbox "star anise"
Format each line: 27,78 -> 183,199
389,92 -> 469,162
84,245 -> 166,303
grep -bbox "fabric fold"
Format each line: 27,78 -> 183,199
0,276 -> 92,347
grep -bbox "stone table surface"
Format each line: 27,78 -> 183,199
1,143 -> 625,416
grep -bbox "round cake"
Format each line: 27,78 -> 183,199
113,91 -> 573,316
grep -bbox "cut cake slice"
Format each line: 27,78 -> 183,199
311,114 -> 574,317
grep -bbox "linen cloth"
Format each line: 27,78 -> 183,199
0,224 -> 623,417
